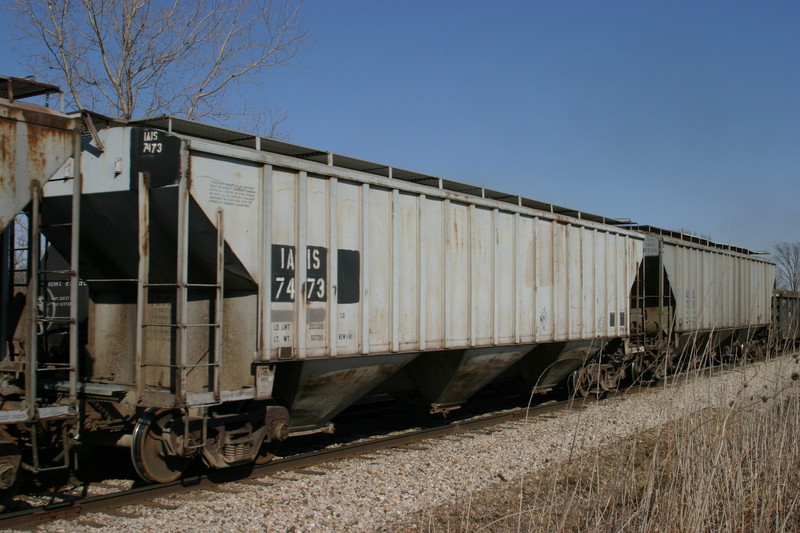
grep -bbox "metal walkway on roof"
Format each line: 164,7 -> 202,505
621,224 -> 765,256
0,76 -> 61,101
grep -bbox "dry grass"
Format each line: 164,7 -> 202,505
408,351 -> 800,532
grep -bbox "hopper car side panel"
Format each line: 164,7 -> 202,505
661,239 -> 773,332
184,137 -> 644,367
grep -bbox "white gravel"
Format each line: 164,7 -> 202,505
11,354 -> 800,533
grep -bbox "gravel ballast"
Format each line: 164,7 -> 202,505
12,354 -> 800,532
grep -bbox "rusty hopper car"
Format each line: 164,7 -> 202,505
0,81 -> 644,495
627,227 -> 774,376
1,78 -> 83,504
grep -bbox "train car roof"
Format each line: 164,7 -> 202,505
87,112 -> 635,228
623,224 -> 768,257
0,76 -> 61,100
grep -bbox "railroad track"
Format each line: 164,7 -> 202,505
0,360 -> 744,531
0,394 -> 594,531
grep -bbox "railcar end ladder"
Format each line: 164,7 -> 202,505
135,172 -> 224,411
24,136 -> 82,472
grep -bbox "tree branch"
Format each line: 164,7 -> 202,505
13,0 -> 307,129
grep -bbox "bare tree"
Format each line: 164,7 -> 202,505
773,241 -> 800,292
13,0 -> 306,134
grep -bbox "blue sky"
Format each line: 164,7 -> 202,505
2,1 -> 798,253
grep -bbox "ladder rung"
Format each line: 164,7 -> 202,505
46,177 -> 74,183
37,317 -> 75,324
39,269 -> 75,275
142,323 -> 220,328
40,223 -> 73,228
30,464 -> 70,473
143,283 -> 221,289
184,363 -> 220,369
86,278 -> 138,283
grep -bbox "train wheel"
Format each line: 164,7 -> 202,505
131,409 -> 192,484
0,431 -> 21,511
572,368 -> 594,397
255,418 -> 289,465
